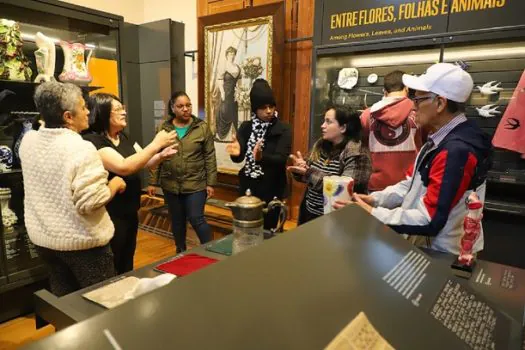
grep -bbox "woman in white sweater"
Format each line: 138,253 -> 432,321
19,81 -> 126,296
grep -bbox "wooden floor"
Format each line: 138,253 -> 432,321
0,230 -> 176,350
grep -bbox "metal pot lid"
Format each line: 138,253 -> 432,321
232,189 -> 264,208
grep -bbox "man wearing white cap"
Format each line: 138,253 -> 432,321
335,63 -> 492,254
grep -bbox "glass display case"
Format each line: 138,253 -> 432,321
441,39 -> 525,189
311,46 -> 441,145
0,0 -> 124,322
0,0 -> 122,107
311,32 -> 525,268
0,169 -> 41,282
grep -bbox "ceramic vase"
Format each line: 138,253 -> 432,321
34,32 -> 56,83
58,41 -> 93,85
0,145 -> 13,172
0,188 -> 17,228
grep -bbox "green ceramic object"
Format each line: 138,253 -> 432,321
0,19 -> 32,81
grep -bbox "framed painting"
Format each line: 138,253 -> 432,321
198,3 -> 284,175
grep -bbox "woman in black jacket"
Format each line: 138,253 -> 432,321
226,79 -> 292,230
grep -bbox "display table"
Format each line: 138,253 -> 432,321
26,206 -> 525,349
33,244 -> 228,331
422,248 -> 525,327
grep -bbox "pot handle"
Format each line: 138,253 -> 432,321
267,197 -> 288,234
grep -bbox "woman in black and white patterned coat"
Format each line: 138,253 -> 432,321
227,79 -> 292,230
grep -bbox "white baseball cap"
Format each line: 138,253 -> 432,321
402,63 -> 474,103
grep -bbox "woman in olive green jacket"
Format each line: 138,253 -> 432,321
148,91 -> 217,253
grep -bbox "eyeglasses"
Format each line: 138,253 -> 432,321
411,94 -> 437,106
111,105 -> 127,114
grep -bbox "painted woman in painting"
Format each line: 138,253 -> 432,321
215,46 -> 240,141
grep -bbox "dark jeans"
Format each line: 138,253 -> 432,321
110,213 -> 139,275
164,190 -> 212,253
298,196 -> 321,225
36,244 -> 115,297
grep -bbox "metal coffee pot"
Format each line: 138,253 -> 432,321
226,189 -> 287,233
226,189 -> 287,254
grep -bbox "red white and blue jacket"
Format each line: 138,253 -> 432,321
370,115 -> 492,254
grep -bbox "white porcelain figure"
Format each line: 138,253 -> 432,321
477,81 -> 503,95
476,104 -> 501,118
34,32 -> 56,83
58,41 -> 93,85
338,68 -> 359,90
0,188 -> 17,227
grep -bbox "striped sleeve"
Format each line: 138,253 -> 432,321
305,158 -> 340,192
372,145 -> 478,236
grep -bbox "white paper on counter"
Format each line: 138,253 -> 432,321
325,311 -> 395,350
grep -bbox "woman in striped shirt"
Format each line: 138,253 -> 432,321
289,105 -> 371,224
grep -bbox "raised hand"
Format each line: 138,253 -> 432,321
226,135 -> 241,157
287,151 -> 309,175
289,151 -> 307,168
158,144 -> 178,160
253,139 -> 263,161
147,186 -> 156,197
153,130 -> 178,149
287,165 -> 308,175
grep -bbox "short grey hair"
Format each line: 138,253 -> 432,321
34,81 -> 83,128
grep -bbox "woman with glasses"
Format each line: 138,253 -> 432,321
147,92 -> 217,253
84,93 -> 178,274
20,82 -> 127,296
289,105 -> 371,224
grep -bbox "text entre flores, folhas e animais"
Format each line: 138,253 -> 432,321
329,0 -> 506,30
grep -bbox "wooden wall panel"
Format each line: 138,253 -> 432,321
197,0 -> 207,17
289,0 -> 314,219
199,0 -> 284,16
281,0 -> 294,150
208,0 -> 245,15
252,0 -> 283,5
198,0 -> 244,17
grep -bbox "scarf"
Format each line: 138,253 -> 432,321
244,113 -> 273,179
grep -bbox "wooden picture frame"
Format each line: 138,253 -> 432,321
198,3 -> 284,176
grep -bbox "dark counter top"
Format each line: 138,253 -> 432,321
34,242 -> 229,330
25,205 -> 525,350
